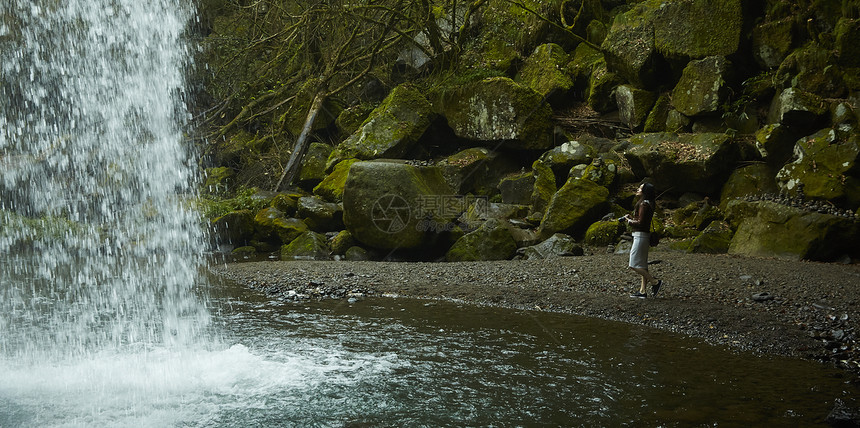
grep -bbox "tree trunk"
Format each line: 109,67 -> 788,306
274,92 -> 326,191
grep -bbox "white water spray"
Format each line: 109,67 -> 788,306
0,0 -> 207,362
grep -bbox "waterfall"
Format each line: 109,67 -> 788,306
0,0 -> 208,362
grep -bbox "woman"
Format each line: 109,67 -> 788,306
622,182 -> 662,298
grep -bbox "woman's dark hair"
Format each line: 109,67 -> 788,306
640,182 -> 657,202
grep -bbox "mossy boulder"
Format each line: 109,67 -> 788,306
651,0 -> 742,59
336,103 -> 375,136
437,147 -> 515,195
210,209 -> 255,247
776,128 -> 860,207
538,140 -> 597,184
253,207 -> 309,244
688,220 -> 733,254
445,218 -> 517,262
616,85 -> 657,130
672,56 -> 732,117
601,0 -> 741,86
755,123 -> 802,167
836,18 -> 860,68
298,142 -> 332,187
719,164 -> 780,209
776,42 -> 845,98
767,88 -> 828,130
587,63 -> 621,113
204,166 -> 235,194
330,230 -> 357,255
751,18 -> 794,69
726,199 -> 858,261
519,233 -> 582,260
643,93 -> 671,132
296,196 -> 343,232
516,43 -> 573,105
314,158 -> 359,203
624,132 -> 742,194
568,42 -> 607,94
498,171 -> 535,205
342,160 -> 454,250
328,84 -> 434,169
576,157 -> 618,189
280,231 -> 330,261
432,77 -> 553,150
270,193 -> 300,216
538,178 -> 610,239
584,220 -> 623,247
531,159 -> 557,215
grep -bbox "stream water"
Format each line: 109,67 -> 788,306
0,1 -> 857,426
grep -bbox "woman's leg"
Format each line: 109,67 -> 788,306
630,267 -> 655,294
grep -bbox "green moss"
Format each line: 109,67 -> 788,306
314,158 -> 359,203
584,220 -> 623,246
198,187 -> 273,220
531,159 -> 557,214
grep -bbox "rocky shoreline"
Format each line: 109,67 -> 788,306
211,250 -> 860,381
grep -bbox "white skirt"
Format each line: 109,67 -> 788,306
628,231 -> 650,269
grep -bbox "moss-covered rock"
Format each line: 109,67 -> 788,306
330,230 -> 357,256
672,56 -> 732,117
538,178 -> 610,239
270,193 -> 300,217
755,123 -> 802,167
719,164 -> 780,209
342,160 -> 454,250
344,246 -> 371,261
577,157 -> 618,189
587,63 -> 620,113
584,220 -> 623,247
211,209 -> 255,247
437,147 -> 518,196
836,17 -> 860,67
328,84 -> 434,169
445,218 -> 517,262
726,199 -> 858,261
516,43 -> 573,105
616,85 -> 656,130
433,77 -> 553,150
776,42 -> 845,98
688,220 -> 733,254
280,231 -> 330,260
776,128 -> 860,206
652,0 -> 742,59
568,42 -> 606,95
254,207 -> 309,244
296,196 -> 343,232
624,132 -> 742,195
498,171 -> 535,205
282,79 -> 341,136
539,140 -> 597,184
314,158 -> 359,203
600,3 -> 658,87
643,93 -> 671,132
204,166 -> 235,194
336,103 -> 376,137
531,159 -> 557,216
767,88 -> 828,129
751,17 -> 794,69
519,233 -> 582,260
297,142 -> 332,187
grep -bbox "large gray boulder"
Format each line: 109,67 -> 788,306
328,84 -> 434,169
519,233 -> 581,260
342,160 -> 455,250
726,199 -> 858,261
432,77 -> 553,150
767,88 -> 828,130
516,43 -> 573,105
625,132 -> 742,195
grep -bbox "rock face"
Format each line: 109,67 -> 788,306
672,56 -> 731,117
433,77 -> 553,150
342,160 -> 454,250
726,200 -> 858,261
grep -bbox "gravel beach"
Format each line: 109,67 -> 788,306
211,250 -> 860,379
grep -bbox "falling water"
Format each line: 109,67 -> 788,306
0,1 -> 207,362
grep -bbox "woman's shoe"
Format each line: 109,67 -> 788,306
630,292 -> 647,299
651,280 -> 662,297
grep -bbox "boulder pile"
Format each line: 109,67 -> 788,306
204,0 -> 860,263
